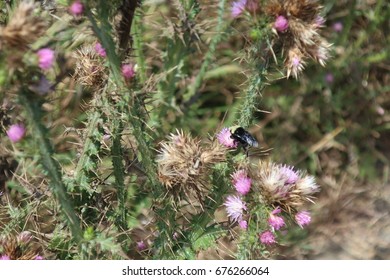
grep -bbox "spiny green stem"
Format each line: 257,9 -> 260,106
152,1 -> 202,127
132,12 -> 147,84
111,119 -> 127,230
87,9 -> 161,192
19,91 -> 83,243
86,9 -> 122,84
73,107 -> 101,194
86,6 -> 176,257
238,52 -> 269,127
189,163 -> 231,244
183,0 -> 227,102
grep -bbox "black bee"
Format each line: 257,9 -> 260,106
229,126 -> 258,154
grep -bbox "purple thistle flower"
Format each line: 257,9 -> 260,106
231,0 -> 247,18
136,240 -> 147,251
239,220 -> 248,230
232,170 -> 251,195
69,1 -> 83,16
280,165 -> 299,185
274,15 -> 289,33
295,211 -> 311,228
268,213 -> 285,231
259,230 -> 276,245
314,16 -> 326,28
7,124 -> 26,143
37,48 -> 55,71
121,64 -> 135,79
0,255 -> 10,260
224,195 -> 246,223
271,207 -> 281,215
325,73 -> 334,84
332,22 -> 343,32
217,128 -> 238,148
95,42 -> 106,57
292,56 -> 301,67
34,255 -> 44,260
246,0 -> 258,13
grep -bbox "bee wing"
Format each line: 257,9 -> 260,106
242,131 -> 258,147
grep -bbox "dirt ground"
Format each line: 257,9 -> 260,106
279,179 -> 390,260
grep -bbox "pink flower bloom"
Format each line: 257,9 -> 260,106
314,16 -> 325,28
95,42 -> 106,57
231,0 -> 247,18
239,220 -> 248,229
7,124 -> 26,143
121,64 -> 135,79
259,230 -> 276,245
224,195 -> 246,223
332,22 -> 343,32
217,128 -> 238,148
231,170 -> 251,195
0,255 -> 10,260
37,48 -> 55,70
280,165 -> 299,184
325,73 -> 334,84
69,1 -> 83,16
295,211 -> 311,228
292,56 -> 300,67
136,241 -> 147,251
246,0 -> 258,13
271,207 -> 281,215
274,15 -> 289,32
268,213 -> 285,231
35,255 -> 44,260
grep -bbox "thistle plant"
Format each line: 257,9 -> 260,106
0,231 -> 43,260
0,0 -> 335,260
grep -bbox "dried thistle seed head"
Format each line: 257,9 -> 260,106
0,234 -> 40,260
306,39 -> 332,67
250,160 -> 319,214
72,45 -> 108,90
284,0 -> 321,23
156,130 -> 225,201
0,1 -> 46,51
288,19 -> 318,46
266,0 -> 321,23
285,46 -> 306,79
266,0 -> 331,79
200,139 -> 226,165
157,130 -> 205,198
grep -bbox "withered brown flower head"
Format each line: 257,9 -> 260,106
72,45 -> 108,90
157,130 -> 225,201
250,160 -> 319,214
266,0 -> 332,78
0,233 -> 41,260
0,1 -> 46,51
